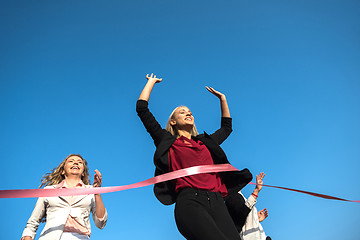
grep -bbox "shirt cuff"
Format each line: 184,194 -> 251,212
21,230 -> 35,240
97,210 -> 107,221
136,99 -> 148,109
245,194 -> 257,209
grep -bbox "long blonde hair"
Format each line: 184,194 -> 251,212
165,106 -> 199,137
39,154 -> 90,188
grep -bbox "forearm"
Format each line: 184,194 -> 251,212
253,188 -> 260,196
220,96 -> 230,118
94,194 -> 106,219
139,80 -> 157,102
22,198 -> 46,239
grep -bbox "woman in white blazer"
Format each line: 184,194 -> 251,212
21,154 -> 108,240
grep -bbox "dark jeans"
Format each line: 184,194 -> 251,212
175,188 -> 241,240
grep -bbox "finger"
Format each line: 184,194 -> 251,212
206,87 -> 214,94
95,174 -> 102,183
146,74 -> 149,78
94,169 -> 101,178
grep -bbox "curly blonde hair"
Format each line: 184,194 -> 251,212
39,154 -> 90,188
165,106 -> 199,137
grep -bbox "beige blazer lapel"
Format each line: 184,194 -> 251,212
70,194 -> 87,206
54,181 -> 72,205
55,180 -> 87,205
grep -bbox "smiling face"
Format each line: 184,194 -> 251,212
170,106 -> 194,129
62,155 -> 85,178
166,106 -> 199,137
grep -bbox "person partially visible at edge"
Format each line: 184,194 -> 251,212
229,172 -> 271,240
21,154 -> 107,240
136,73 -> 253,240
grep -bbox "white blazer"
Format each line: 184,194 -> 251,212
22,183 -> 107,240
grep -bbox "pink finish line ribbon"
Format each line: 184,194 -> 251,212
0,164 -> 237,199
0,164 -> 359,203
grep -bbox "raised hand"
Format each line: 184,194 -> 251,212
93,169 -> 102,188
146,73 -> 162,83
205,86 -> 230,118
258,208 -> 268,222
255,172 -> 265,192
139,73 -> 162,101
205,86 -> 225,100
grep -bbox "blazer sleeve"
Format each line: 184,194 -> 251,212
21,197 -> 47,239
136,99 -> 168,147
91,196 -> 108,230
209,117 -> 232,145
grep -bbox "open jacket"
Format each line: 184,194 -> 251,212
21,184 -> 107,240
136,99 -> 252,206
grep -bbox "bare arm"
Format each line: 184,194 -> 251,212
206,86 -> 230,118
139,73 -> 162,102
93,169 -> 106,219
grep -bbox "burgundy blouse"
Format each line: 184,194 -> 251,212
169,136 -> 228,196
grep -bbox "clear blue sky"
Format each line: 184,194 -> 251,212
1,1 -> 359,239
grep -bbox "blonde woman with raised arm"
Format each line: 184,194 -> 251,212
137,73 -> 252,240
21,154 -> 107,240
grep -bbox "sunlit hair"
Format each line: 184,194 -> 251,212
39,154 -> 90,188
165,106 -> 199,137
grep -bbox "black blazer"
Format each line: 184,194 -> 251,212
136,99 -> 252,206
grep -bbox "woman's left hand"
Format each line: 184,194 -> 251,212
258,208 -> 268,222
206,86 -> 226,100
93,169 -> 102,187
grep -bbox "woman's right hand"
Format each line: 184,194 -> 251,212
139,73 -> 162,101
255,172 -> 265,192
146,73 -> 162,83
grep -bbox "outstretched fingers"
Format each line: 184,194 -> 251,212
255,172 -> 266,191
205,86 -> 224,99
146,73 -> 162,83
257,172 -> 266,180
258,208 -> 269,222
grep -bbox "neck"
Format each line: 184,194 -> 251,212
64,175 -> 82,188
177,130 -> 192,139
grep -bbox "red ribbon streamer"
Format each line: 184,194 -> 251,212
248,182 -> 360,203
0,164 -> 359,203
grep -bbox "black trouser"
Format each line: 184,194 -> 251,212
175,188 -> 241,240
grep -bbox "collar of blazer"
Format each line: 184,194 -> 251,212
53,180 -> 90,205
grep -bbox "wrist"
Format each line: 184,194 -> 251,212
220,95 -> 226,101
251,192 -> 258,198
147,79 -> 158,85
